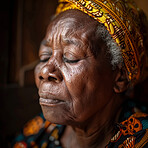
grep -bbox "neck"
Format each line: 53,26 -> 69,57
62,95 -> 123,148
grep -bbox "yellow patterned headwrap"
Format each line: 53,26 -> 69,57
56,0 -> 146,84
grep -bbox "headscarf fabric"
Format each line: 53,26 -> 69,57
56,0 -> 146,84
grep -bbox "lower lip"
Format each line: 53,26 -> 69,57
39,98 -> 64,107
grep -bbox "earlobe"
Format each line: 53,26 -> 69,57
114,67 -> 129,93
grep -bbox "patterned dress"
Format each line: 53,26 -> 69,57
13,100 -> 148,148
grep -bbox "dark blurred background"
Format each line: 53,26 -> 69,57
0,0 -> 58,147
0,0 -> 147,147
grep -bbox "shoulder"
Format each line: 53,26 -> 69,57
12,113 -> 65,148
108,112 -> 148,148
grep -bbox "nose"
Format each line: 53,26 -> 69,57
39,61 -> 63,83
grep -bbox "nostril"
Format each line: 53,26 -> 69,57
39,75 -> 58,81
48,76 -> 57,81
39,76 -> 44,80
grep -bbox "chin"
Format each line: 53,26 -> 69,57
41,105 -> 72,125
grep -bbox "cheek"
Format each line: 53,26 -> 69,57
62,63 -> 97,117
63,64 -> 88,98
62,62 -> 114,121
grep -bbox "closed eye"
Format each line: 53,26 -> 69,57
40,58 -> 50,62
63,57 -> 80,63
40,54 -> 52,63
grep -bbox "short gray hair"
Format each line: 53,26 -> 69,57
96,23 -> 123,69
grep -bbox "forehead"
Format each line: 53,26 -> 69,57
46,10 -> 98,40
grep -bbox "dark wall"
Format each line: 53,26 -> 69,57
0,0 -> 58,147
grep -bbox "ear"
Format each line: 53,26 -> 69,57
114,67 -> 129,93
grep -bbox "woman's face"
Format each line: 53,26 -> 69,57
35,10 -> 116,126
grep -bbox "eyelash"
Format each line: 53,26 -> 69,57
40,55 -> 51,63
63,57 -> 80,63
40,55 -> 80,64
40,58 -> 49,62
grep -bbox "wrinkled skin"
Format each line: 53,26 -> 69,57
35,10 -> 125,148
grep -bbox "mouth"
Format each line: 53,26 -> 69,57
39,97 -> 65,107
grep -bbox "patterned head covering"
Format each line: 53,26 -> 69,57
56,0 -> 146,84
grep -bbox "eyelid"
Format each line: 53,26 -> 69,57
39,42 -> 52,59
64,52 -> 81,59
63,52 -> 81,64
63,57 -> 80,63
39,54 -> 51,62
39,49 -> 52,63
39,53 -> 50,58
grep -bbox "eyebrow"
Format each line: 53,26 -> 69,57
41,39 -> 50,47
62,37 -> 83,47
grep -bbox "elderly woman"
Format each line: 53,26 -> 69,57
13,0 -> 148,148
